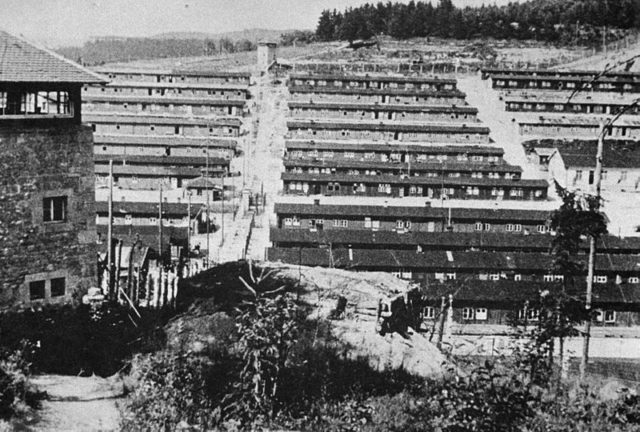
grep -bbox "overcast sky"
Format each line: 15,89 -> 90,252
1,0 -> 520,47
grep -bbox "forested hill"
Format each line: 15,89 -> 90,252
316,0 -> 640,44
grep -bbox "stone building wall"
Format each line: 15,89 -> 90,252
0,125 -> 97,310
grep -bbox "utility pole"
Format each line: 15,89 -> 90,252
158,184 -> 163,265
580,121 -> 605,380
221,169 -> 225,246
205,146 -> 210,266
107,159 -> 113,299
187,192 -> 191,270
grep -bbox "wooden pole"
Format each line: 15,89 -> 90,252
221,170 -> 225,246
115,239 -> 123,302
205,147 -> 210,266
187,192 -> 191,270
437,296 -> 446,350
580,121 -> 604,380
107,159 -> 114,299
158,184 -> 163,265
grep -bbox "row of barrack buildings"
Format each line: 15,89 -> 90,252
265,69 -> 640,328
482,67 -> 640,194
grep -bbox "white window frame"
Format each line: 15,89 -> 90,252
475,308 -> 488,321
423,306 -> 435,320
462,307 -> 474,320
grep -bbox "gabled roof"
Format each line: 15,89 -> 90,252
552,140 -> 640,169
287,120 -> 490,134
285,140 -> 504,155
280,172 -> 547,188
84,114 -> 242,127
283,158 -> 520,173
95,200 -> 198,216
288,85 -> 465,98
93,134 -> 238,149
423,280 -> 640,306
270,228 -> 640,252
288,101 -> 477,114
267,247 -> 640,272
289,73 -> 457,84
0,31 -> 106,84
94,154 -> 227,166
273,203 -> 552,221
84,94 -> 246,106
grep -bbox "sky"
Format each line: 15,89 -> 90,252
1,0 -> 522,48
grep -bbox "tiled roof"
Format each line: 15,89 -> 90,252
93,134 -> 238,149
287,120 -> 490,134
273,203 -> 552,221
267,247 -> 640,272
289,85 -> 465,98
280,172 -> 547,188
519,115 -> 640,127
92,67 -> 250,78
490,73 -> 640,84
0,31 -> 105,84
186,176 -> 225,189
481,68 -> 640,78
84,94 -> 246,106
85,114 -> 242,127
94,154 -> 227,166
423,280 -> 640,305
524,139 -> 640,169
94,164 -> 216,177
283,158 -> 520,173
95,200 -> 198,216
270,228 -> 640,252
97,82 -> 248,91
289,73 -> 457,84
288,101 -> 477,113
554,141 -> 640,169
285,140 -> 504,155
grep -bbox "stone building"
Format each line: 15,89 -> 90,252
0,31 -> 105,309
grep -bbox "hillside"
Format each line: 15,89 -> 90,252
155,28 -> 298,43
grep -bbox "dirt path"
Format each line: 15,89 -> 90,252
22,375 -> 124,432
245,74 -> 289,260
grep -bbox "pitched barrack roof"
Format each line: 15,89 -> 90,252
518,116 -> 640,127
93,134 -> 238,149
280,172 -> 547,188
287,120 -> 490,134
288,85 -> 466,98
96,81 -> 248,91
84,94 -> 246,106
93,67 -> 251,78
283,158 -> 521,173
288,101 -> 477,113
285,140 -> 505,155
95,201 -> 198,216
423,280 -> 640,306
524,139 -> 640,169
267,248 -> 640,272
0,30 -> 106,84
274,203 -> 552,221
84,114 -> 242,127
289,73 -> 457,84
94,154 -> 227,166
554,141 -> 640,169
270,229 -> 640,252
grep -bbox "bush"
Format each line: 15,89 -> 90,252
0,342 -> 41,420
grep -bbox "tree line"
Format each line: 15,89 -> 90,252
57,37 -> 257,66
316,0 -> 640,44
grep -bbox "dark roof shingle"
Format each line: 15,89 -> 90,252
0,31 -> 105,84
